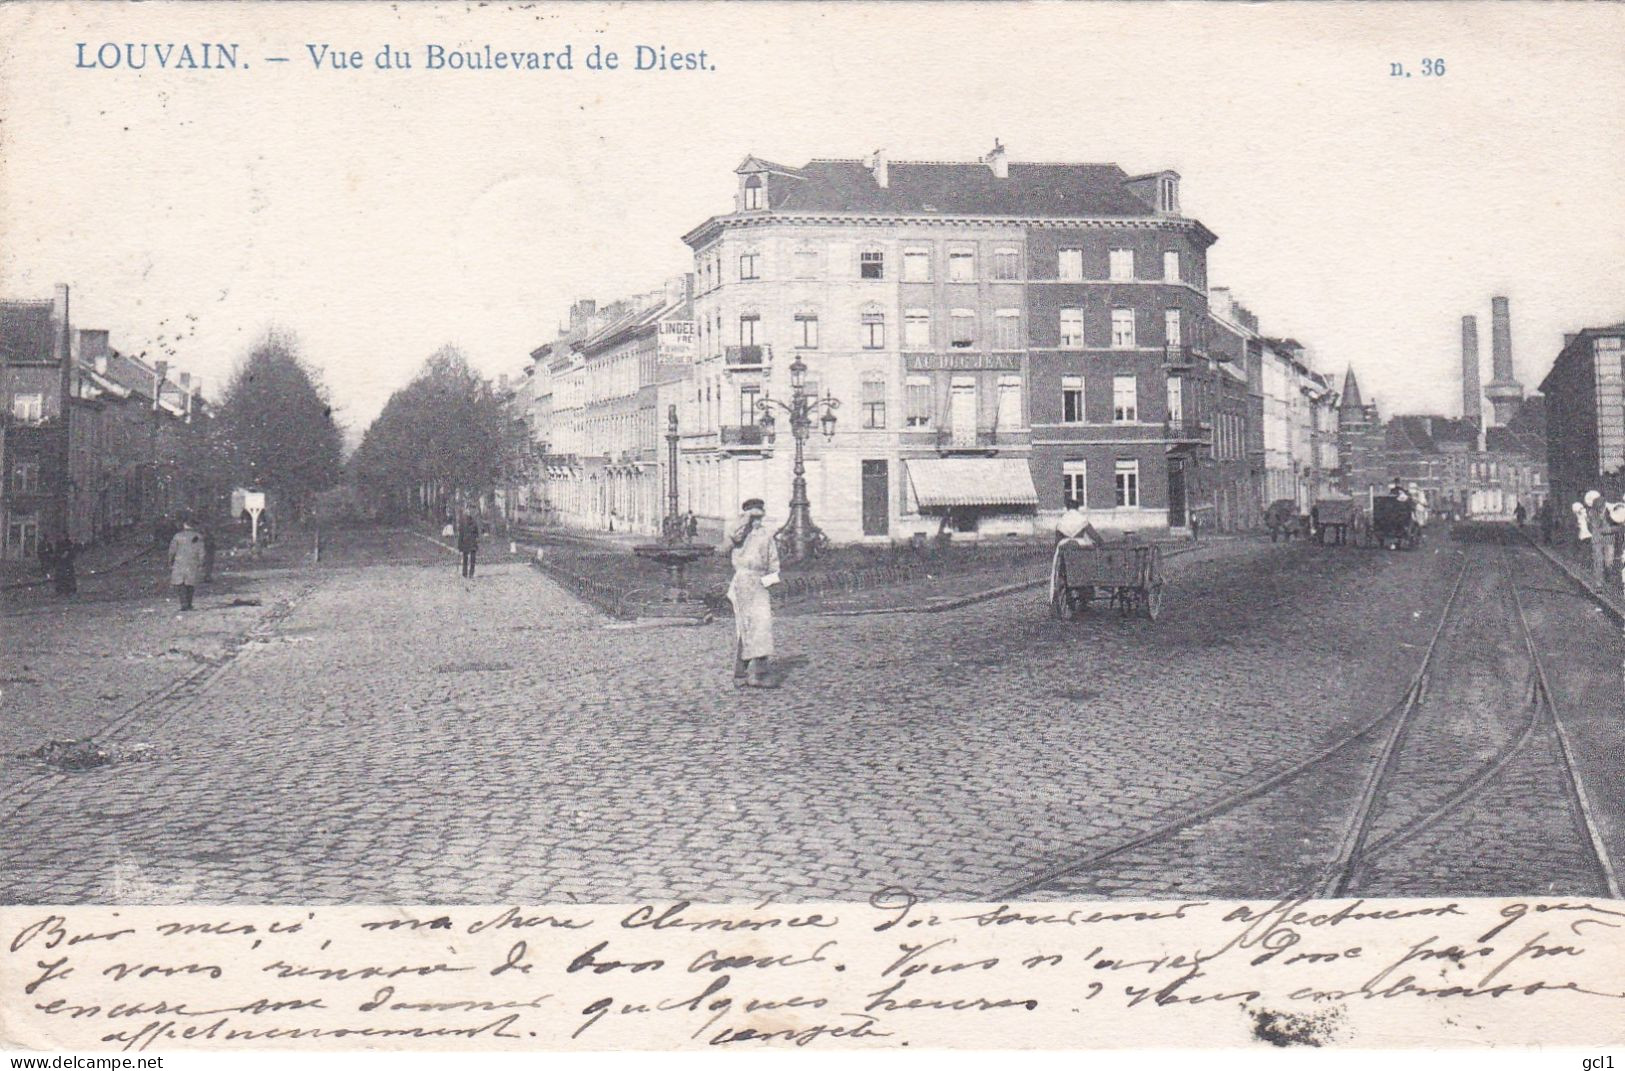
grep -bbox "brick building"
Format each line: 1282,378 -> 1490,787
676,145 -> 1231,543
1540,321 -> 1625,512
2,285 -> 211,561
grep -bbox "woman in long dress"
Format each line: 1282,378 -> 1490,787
725,498 -> 780,688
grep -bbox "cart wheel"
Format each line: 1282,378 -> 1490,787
1144,582 -> 1164,621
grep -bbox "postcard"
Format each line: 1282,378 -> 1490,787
2,0 -> 1623,1062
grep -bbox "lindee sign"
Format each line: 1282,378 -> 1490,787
658,321 -> 697,365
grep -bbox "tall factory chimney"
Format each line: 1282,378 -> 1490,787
1484,295 -> 1524,426
1461,315 -> 1482,426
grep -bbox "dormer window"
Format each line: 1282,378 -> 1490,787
743,174 -> 764,210
1158,175 -> 1179,214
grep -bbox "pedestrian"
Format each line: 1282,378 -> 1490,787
725,498 -> 781,688
37,537 -> 56,583
1582,491 -> 1611,589
685,510 -> 698,541
1514,501 -> 1527,528
456,509 -> 480,579
168,515 -> 206,612
52,537 -> 78,595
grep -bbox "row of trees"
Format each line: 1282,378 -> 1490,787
211,331 -> 345,522
203,334 -> 515,526
351,345 -> 518,520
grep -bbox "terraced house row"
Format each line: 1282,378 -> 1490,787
509,144 -> 1342,543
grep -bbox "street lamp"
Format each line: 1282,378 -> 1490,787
755,355 -> 841,563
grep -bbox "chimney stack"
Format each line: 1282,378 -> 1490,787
1460,315 -> 1482,426
867,148 -> 889,189
984,138 -> 1008,179
1484,295 -> 1525,426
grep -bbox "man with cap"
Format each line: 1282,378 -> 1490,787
725,498 -> 781,688
168,514 -> 206,612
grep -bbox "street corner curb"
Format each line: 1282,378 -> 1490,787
814,577 -> 1047,617
1527,539 -> 1625,625
605,615 -> 714,630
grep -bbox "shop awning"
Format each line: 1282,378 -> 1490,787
905,457 -> 1039,509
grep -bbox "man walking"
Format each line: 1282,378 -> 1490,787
168,515 -> 206,611
456,509 -> 480,579
725,498 -> 780,688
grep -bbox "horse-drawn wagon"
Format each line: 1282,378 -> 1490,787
1372,493 -> 1423,550
1312,495 -> 1367,546
1050,539 -> 1165,621
1265,498 -> 1307,542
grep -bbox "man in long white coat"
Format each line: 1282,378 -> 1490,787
726,498 -> 781,688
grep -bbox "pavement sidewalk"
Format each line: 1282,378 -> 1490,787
0,536 -> 155,591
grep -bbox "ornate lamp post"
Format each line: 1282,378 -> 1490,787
755,355 -> 840,562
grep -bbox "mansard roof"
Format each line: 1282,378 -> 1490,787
762,158 -> 1160,218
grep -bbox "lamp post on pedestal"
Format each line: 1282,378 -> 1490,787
631,404 -> 711,616
755,355 -> 840,563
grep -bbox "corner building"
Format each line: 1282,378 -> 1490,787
680,147 -> 1220,542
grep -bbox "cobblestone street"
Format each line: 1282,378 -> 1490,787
2,527 -> 1618,904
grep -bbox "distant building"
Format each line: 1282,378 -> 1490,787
2,285 -> 211,560
522,278 -> 694,536
1540,321 -> 1625,512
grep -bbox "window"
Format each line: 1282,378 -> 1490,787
1062,375 -> 1085,423
950,309 -> 975,349
861,309 -> 886,350
1163,251 -> 1181,283
738,314 -> 759,346
905,375 -> 932,427
11,393 -> 43,421
1109,248 -> 1134,281
903,249 -> 931,282
1113,375 -> 1138,422
993,249 -> 1021,280
904,309 -> 931,350
739,385 -> 760,427
739,252 -> 759,280
1115,460 -> 1140,507
993,309 -> 1022,350
860,250 -> 884,280
6,516 -> 38,561
1166,377 -> 1183,424
862,379 -> 887,429
1165,308 -> 1182,347
1062,461 -> 1088,509
795,313 -> 819,349
793,250 -> 818,279
1111,308 -> 1136,349
1159,176 -> 1179,213
1058,248 -> 1084,281
11,460 -> 39,494
948,250 -> 975,282
997,374 -> 1022,430
743,175 -> 763,209
1060,308 -> 1085,349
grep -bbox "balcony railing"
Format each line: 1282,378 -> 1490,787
720,424 -> 770,451
724,344 -> 770,370
1164,418 -> 1212,442
1163,344 -> 1203,368
936,428 -> 1001,453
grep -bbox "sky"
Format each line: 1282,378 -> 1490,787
2,1 -> 1622,442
